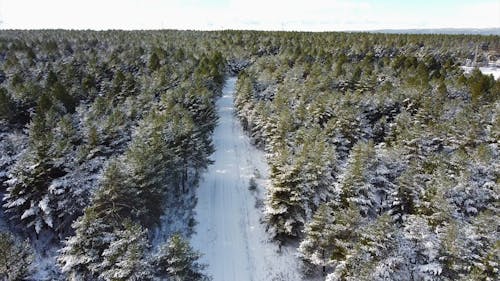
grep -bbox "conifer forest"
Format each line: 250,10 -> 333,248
0,30 -> 498,280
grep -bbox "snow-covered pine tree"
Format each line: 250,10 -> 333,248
49,113 -> 91,236
250,101 -> 273,148
58,207 -> 114,280
341,214 -> 397,280
265,104 -> 295,153
337,141 -> 378,217
165,106 -> 203,192
98,221 -> 154,281
156,102 -> 213,192
295,128 -> 336,219
437,220 -> 478,280
178,86 -> 217,139
323,104 -> 361,159
266,144 -> 305,241
298,203 -> 336,274
234,72 -> 254,130
465,210 -> 500,279
0,87 -> 15,122
3,110 -> 64,236
0,231 -> 33,281
154,234 -> 209,281
415,170 -> 455,228
389,166 -> 419,223
89,160 -> 134,222
402,215 -> 443,280
299,203 -> 363,277
124,113 -> 171,226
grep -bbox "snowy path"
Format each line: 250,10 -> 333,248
462,66 -> 500,80
191,77 -> 302,281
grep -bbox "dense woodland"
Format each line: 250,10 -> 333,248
233,32 -> 499,280
0,30 -> 224,280
0,30 -> 498,280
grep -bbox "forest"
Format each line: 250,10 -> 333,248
0,30 -> 498,281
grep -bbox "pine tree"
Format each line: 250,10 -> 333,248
0,232 -> 33,281
338,141 -> 378,216
234,73 -> 254,130
149,52 -> 160,72
99,221 -> 153,281
46,70 -> 58,89
0,88 -> 14,121
469,68 -> 494,104
402,215 -> 443,280
266,145 -> 305,241
82,74 -> 96,94
53,114 -> 78,163
296,128 -> 336,219
390,172 -> 417,223
298,204 -> 336,274
58,208 -> 114,280
351,66 -> 362,83
467,210 -> 500,279
346,214 -> 397,280
112,70 -> 125,96
125,131 -> 169,226
90,160 -> 133,223
87,125 -> 99,148
438,221 -> 472,280
3,112 -> 64,235
165,107 -> 202,192
52,82 -> 76,114
154,234 -> 209,281
300,203 -> 363,278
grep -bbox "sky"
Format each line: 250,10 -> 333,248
0,0 -> 499,31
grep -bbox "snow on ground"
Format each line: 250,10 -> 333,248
151,186 -> 197,248
191,77 -> 303,281
462,66 -> 500,80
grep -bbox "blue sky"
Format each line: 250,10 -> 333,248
0,0 -> 499,30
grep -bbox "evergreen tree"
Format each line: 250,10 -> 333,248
402,215 -> 443,280
124,125 -> 170,226
234,73 -> 254,123
99,221 -> 153,281
266,145 -> 305,240
52,82 -> 77,114
3,112 -> 64,235
149,52 -> 160,72
298,204 -> 336,274
300,203 -> 362,277
345,214 -> 397,280
112,70 -> 125,96
468,68 -> 494,104
388,159 -> 427,223
58,208 -> 114,280
90,160 -> 132,223
0,232 -> 33,281
338,141 -> 378,216
0,88 -> 14,121
154,234 -> 209,281
295,128 -> 336,219
87,125 -> 99,148
466,210 -> 500,279
163,105 -> 205,191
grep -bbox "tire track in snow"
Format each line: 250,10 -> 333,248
191,77 -> 302,281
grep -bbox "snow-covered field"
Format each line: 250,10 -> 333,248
462,66 -> 500,80
191,77 -> 303,281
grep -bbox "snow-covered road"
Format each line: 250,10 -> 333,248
462,66 -> 500,80
191,77 -> 302,281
